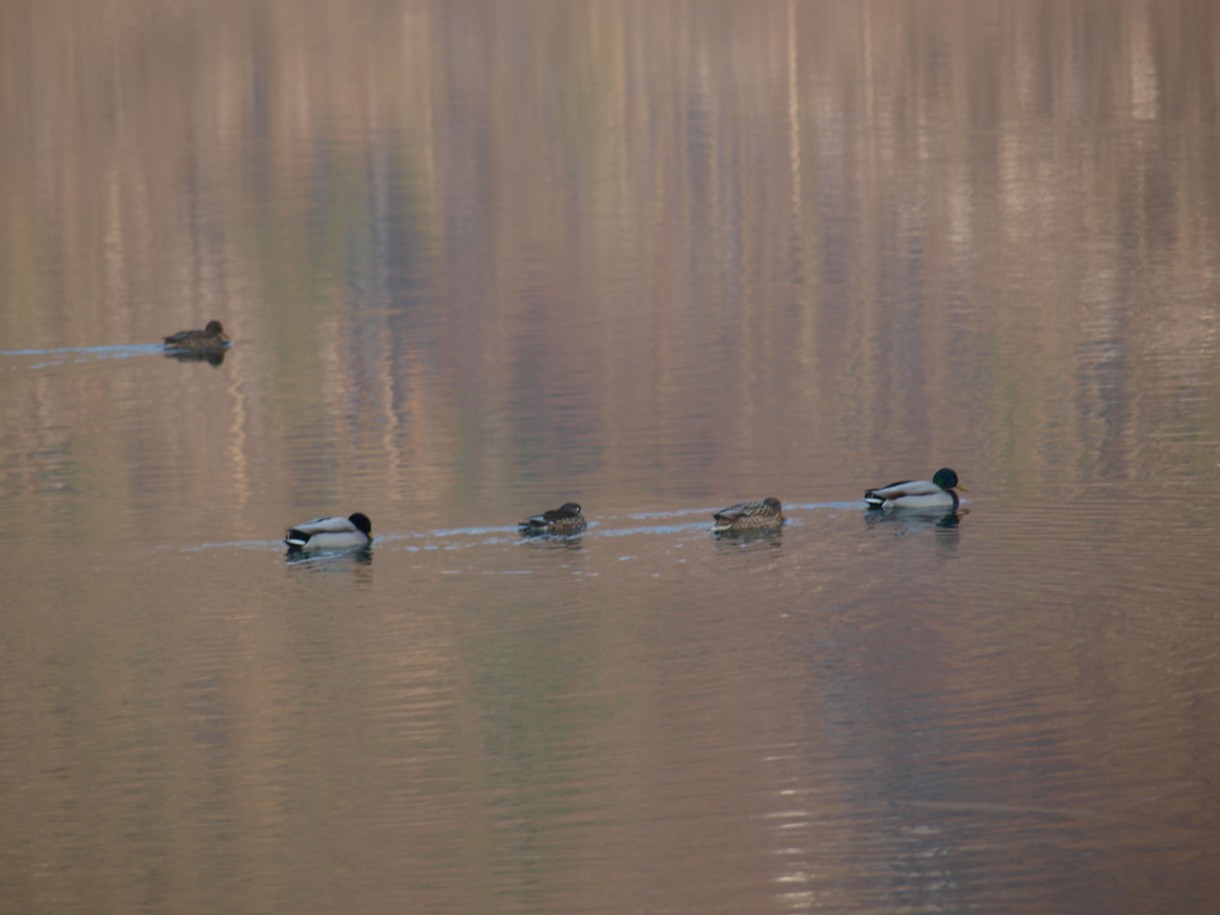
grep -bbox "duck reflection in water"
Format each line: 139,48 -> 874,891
285,544 -> 373,566
712,525 -> 783,554
521,532 -> 585,553
163,348 -> 227,366
866,509 -> 964,560
863,506 -> 967,536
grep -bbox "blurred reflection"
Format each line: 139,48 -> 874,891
712,526 -> 783,554
163,349 -> 227,367
863,512 -> 966,556
284,545 -> 374,566
519,532 -> 586,553
863,507 -> 967,534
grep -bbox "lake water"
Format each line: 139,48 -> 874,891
2,2 -> 1219,913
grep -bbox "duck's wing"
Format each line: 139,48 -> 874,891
713,502 -> 746,522
865,479 -> 943,500
717,499 -> 776,522
290,515 -> 360,536
519,505 -> 572,525
164,328 -> 228,348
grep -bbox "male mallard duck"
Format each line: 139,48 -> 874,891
713,497 -> 784,532
163,320 -> 230,352
284,512 -> 372,551
518,502 -> 587,535
864,468 -> 967,510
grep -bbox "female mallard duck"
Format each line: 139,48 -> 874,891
864,468 -> 967,510
163,320 -> 230,352
713,497 -> 784,532
518,502 -> 587,535
284,512 -> 372,551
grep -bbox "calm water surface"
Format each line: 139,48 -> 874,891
2,2 -> 1219,913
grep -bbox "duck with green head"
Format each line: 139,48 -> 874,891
863,468 -> 967,510
284,512 -> 373,551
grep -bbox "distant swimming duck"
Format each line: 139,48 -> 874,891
284,512 -> 373,551
864,468 -> 967,510
712,497 -> 785,533
163,320 -> 230,352
518,502 -> 587,535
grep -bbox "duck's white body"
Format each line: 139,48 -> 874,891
864,468 -> 966,511
285,513 -> 373,550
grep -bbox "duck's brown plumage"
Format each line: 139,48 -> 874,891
518,502 -> 587,535
713,497 -> 784,532
164,320 -> 230,351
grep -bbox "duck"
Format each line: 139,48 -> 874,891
518,502 -> 587,535
713,497 -> 784,533
863,468 -> 967,510
163,320 -> 230,352
284,513 -> 373,551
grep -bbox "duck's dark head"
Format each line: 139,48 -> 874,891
558,502 -> 582,515
932,468 -> 964,491
348,512 -> 372,534
205,320 -> 226,335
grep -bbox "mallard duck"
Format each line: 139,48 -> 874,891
518,502 -> 587,535
163,320 -> 230,352
712,497 -> 785,533
284,512 -> 372,551
864,468 -> 967,510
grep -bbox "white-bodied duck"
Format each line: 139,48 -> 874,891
284,512 -> 373,551
863,468 -> 967,511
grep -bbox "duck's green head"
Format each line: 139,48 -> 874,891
932,467 -> 966,491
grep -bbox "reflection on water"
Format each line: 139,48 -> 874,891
2,1 -> 1220,914
712,526 -> 784,548
284,545 -> 374,566
518,532 -> 586,553
862,507 -> 967,534
164,349 -> 227,367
